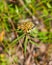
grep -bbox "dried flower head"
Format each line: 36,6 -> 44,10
17,21 -> 34,33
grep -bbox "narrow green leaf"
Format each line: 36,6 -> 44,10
24,36 -> 28,54
47,3 -> 52,8
11,34 -> 25,46
29,40 -> 39,46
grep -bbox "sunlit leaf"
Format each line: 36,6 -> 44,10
25,0 -> 31,4
43,9 -> 48,16
47,3 -> 52,8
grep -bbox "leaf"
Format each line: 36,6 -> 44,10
29,27 -> 38,37
43,9 -> 48,16
15,6 -> 19,14
45,18 -> 52,22
4,22 -> 10,32
29,40 -> 39,46
25,0 -> 31,4
47,3 -> 52,8
24,36 -> 28,54
11,34 -> 25,47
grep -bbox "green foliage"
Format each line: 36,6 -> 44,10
29,40 -> 39,46
38,32 -> 48,43
29,27 -> 38,37
0,0 -> 52,64
24,36 -> 28,54
11,33 -> 25,47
